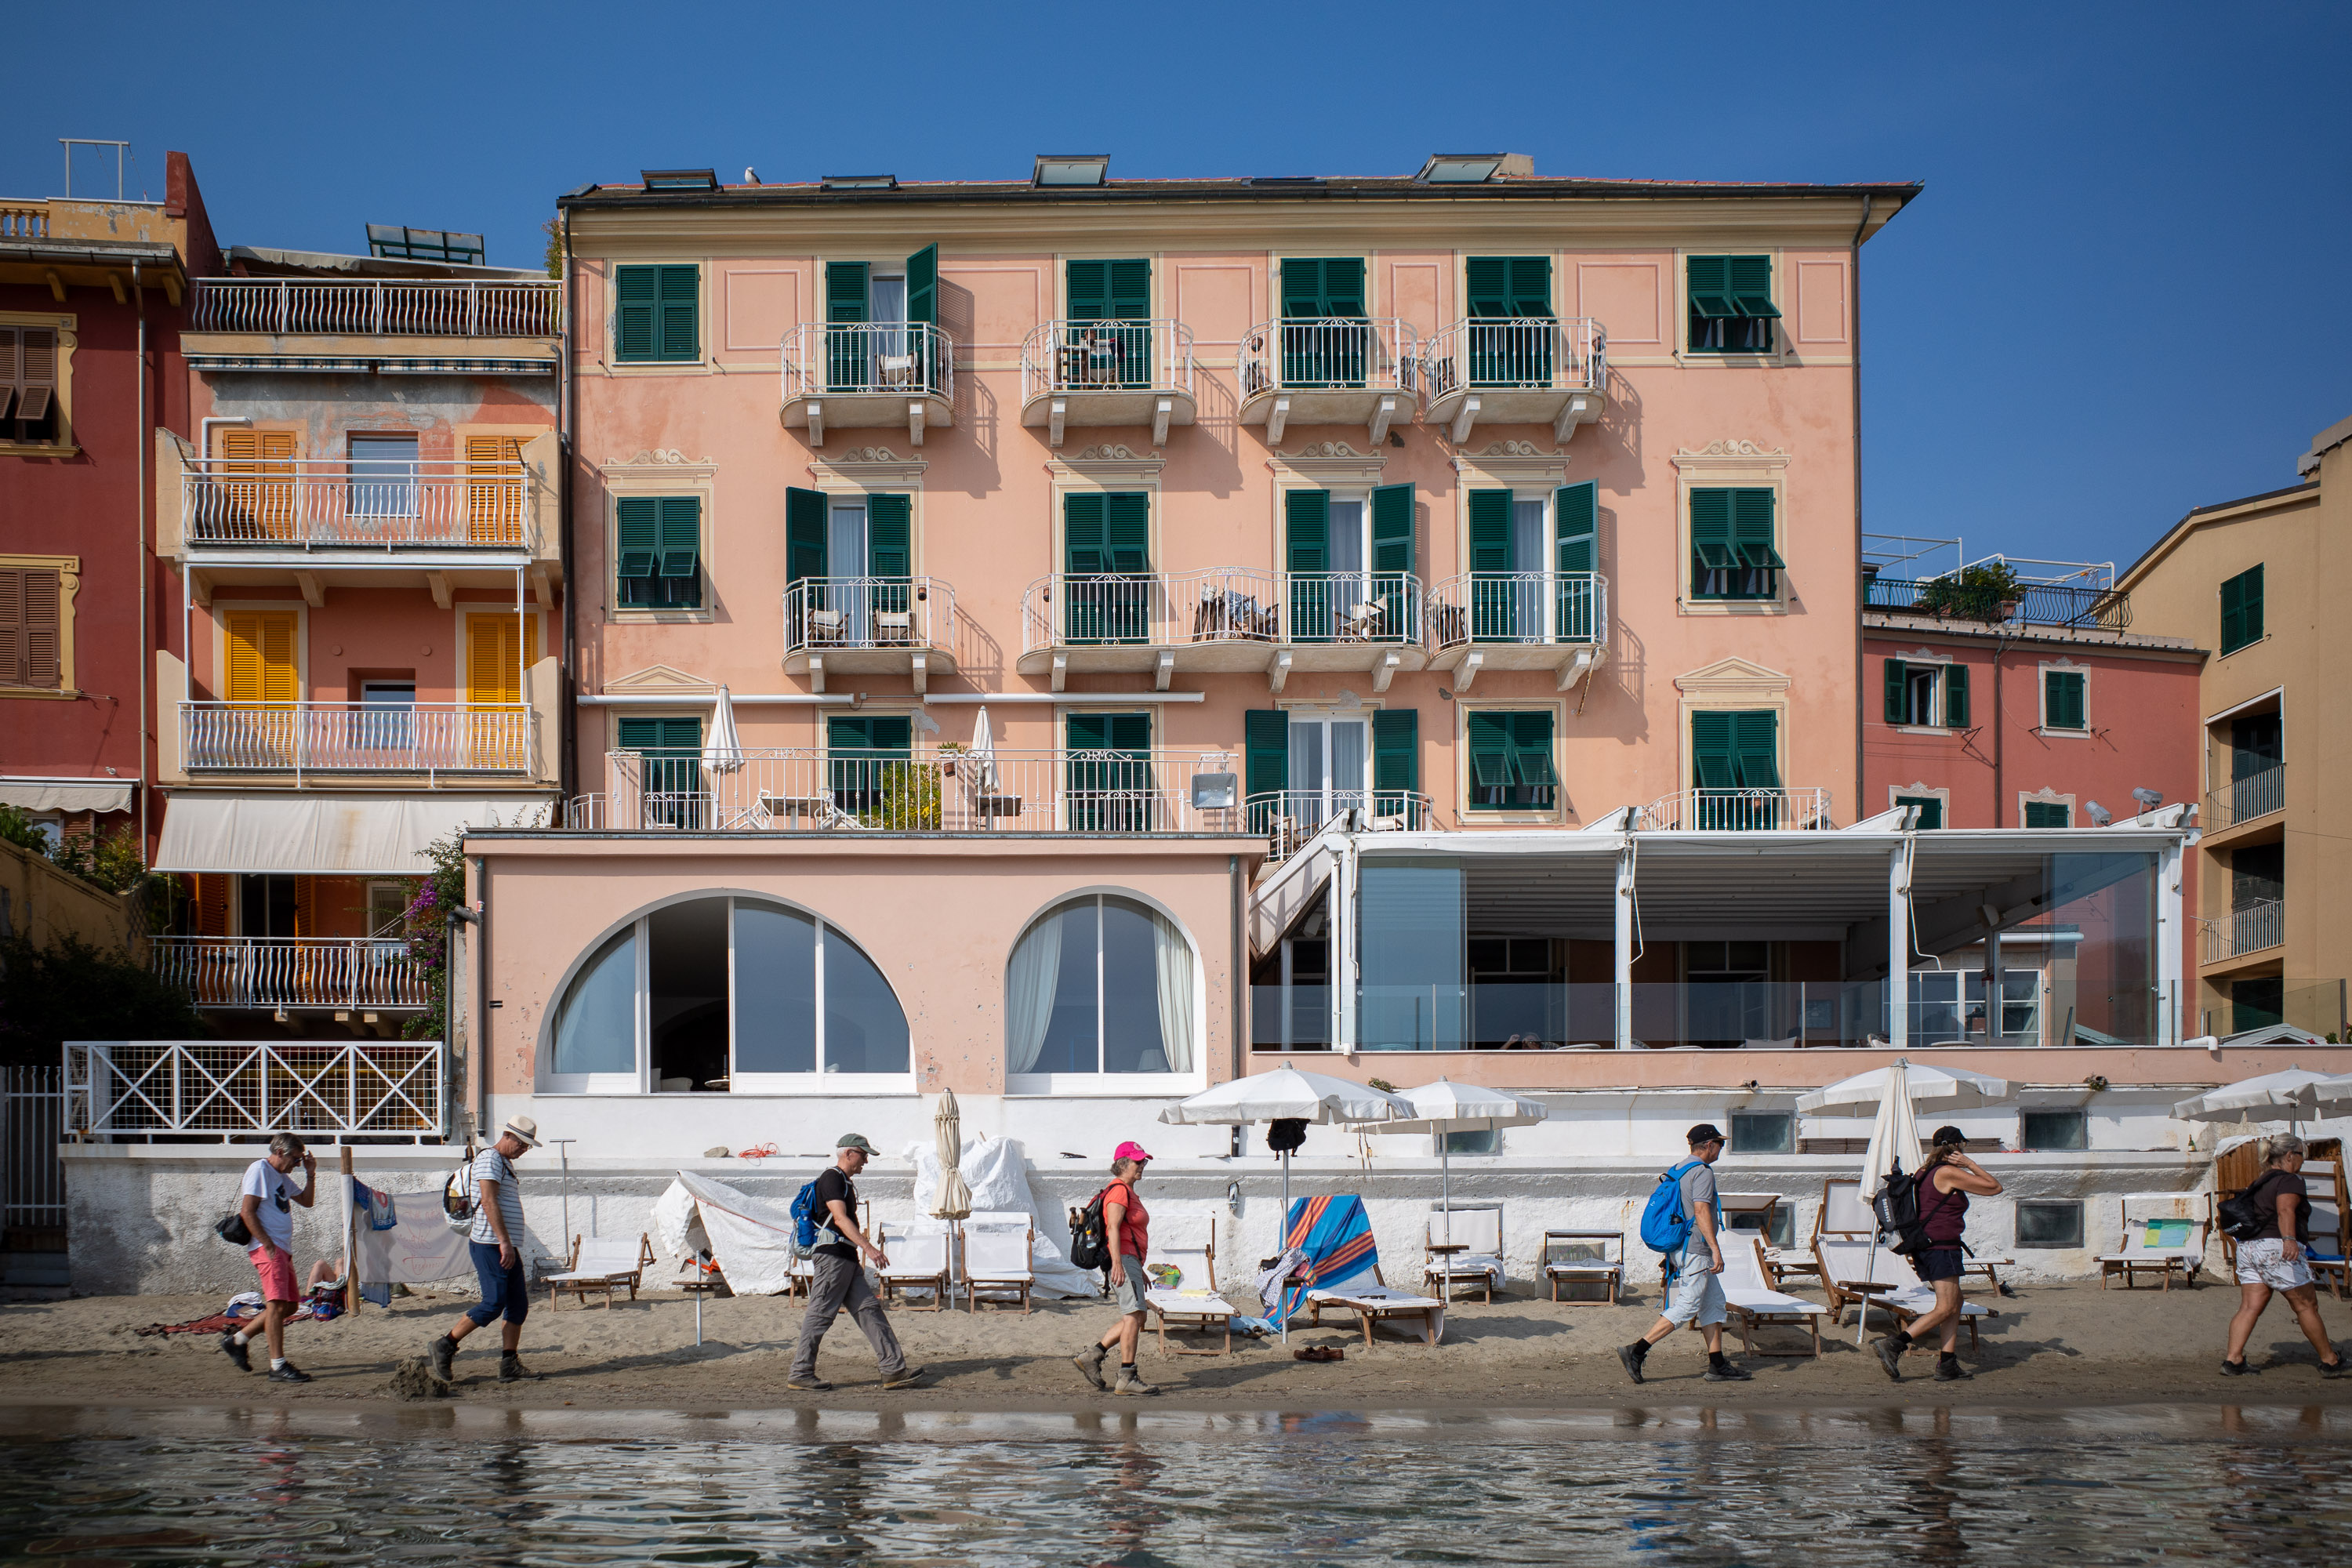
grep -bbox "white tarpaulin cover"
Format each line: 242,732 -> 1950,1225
350,1180 -> 470,1286
0,777 -> 133,814
902,1134 -> 1098,1298
156,792 -> 555,874
652,1170 -> 801,1297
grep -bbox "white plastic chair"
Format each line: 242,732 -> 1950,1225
960,1217 -> 1034,1314
877,1219 -> 952,1310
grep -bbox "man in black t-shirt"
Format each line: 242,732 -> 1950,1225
787,1134 -> 927,1392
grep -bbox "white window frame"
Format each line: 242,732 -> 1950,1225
1004,886 -> 1207,1098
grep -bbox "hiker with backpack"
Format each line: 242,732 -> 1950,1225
1072,1143 -> 1158,1396
786,1134 -> 927,1392
1619,1124 -> 1751,1385
1871,1127 -> 2002,1383
2221,1134 -> 2347,1378
426,1116 -> 542,1385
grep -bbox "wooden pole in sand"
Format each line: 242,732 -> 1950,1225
340,1145 -> 357,1316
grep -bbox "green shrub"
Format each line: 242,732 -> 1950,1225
0,934 -> 206,1067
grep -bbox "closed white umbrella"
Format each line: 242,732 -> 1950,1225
702,685 -> 745,775
1853,1058 -> 1924,1344
970,704 -> 999,792
1347,1077 -> 1548,1221
1796,1060 -> 2011,1116
932,1089 -> 972,1221
2174,1066 -> 2332,1127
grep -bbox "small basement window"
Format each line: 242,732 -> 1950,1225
2020,1109 -> 2087,1151
2015,1200 -> 2084,1249
1442,1127 -> 1500,1156
1730,1111 -> 1793,1153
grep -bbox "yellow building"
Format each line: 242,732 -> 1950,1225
2117,413 -> 2351,1037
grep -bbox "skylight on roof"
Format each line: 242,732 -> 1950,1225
641,169 -> 719,191
1033,154 -> 1109,187
1417,154 -> 1504,183
821,173 -> 898,190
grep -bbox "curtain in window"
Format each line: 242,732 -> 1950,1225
1005,913 -> 1063,1075
1152,909 -> 1194,1074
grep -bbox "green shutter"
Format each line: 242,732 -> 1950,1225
1731,710 -> 1780,789
1105,492 -> 1149,573
1467,710 -> 1513,792
2045,671 -> 2085,731
615,267 -> 657,361
2245,566 -> 2265,645
1554,482 -> 1596,575
1468,489 -> 1514,572
615,496 -> 658,582
1245,710 -> 1290,801
1066,711 -> 1107,751
1066,260 -> 1107,321
618,715 -> 702,753
655,266 -> 699,361
1731,489 -> 1783,568
866,494 -> 910,579
827,261 -> 869,323
2222,564 -> 2264,654
1064,492 -> 1107,574
1281,257 -> 1365,319
2025,801 -> 2071,829
1687,256 -> 1737,319
1508,256 -> 1552,318
1069,711 -> 1149,754
1370,483 -> 1414,574
1465,257 -> 1512,319
1691,488 -> 1735,593
1373,708 -> 1418,796
1692,710 -> 1735,789
1884,659 -> 1908,724
1108,260 -> 1149,319
1509,711 -> 1557,786
905,245 -> 937,327
828,715 -> 911,758
656,495 -> 701,606
1324,258 -> 1366,317
1282,259 -> 1324,321
1285,488 -> 1330,573
1944,664 -> 1970,728
785,488 -> 828,584
1897,795 -> 1945,829
1728,256 -> 1780,318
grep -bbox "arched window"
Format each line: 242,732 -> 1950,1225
1007,894 -> 1196,1079
543,896 -> 909,1092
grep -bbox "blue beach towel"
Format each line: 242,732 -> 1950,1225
1275,1195 -> 1380,1326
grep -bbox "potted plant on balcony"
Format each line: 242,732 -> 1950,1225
1918,561 -> 2023,623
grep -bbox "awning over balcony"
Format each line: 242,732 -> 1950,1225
0,776 -> 135,814
157,791 -> 556,874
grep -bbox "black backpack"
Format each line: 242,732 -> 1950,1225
1873,1162 -> 1937,1257
2218,1171 -> 2281,1242
1068,1189 -> 1112,1272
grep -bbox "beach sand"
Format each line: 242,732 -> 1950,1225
8,1274 -> 2352,1415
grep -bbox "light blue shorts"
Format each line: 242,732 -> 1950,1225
1662,1248 -> 1726,1327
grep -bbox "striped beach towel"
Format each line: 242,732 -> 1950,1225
1276,1194 -> 1379,1325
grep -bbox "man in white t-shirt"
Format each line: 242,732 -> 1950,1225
221,1132 -> 316,1383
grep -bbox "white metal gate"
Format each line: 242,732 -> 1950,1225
3,1065 -> 66,1235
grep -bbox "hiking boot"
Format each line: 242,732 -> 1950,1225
1112,1370 -> 1160,1396
882,1367 -> 929,1391
785,1376 -> 833,1392
1073,1345 -> 1109,1391
426,1334 -> 455,1384
2220,1359 -> 2256,1377
268,1361 -> 312,1384
1872,1337 -> 1905,1382
2322,1359 -> 2348,1379
1933,1359 -> 1973,1382
498,1354 -> 532,1383
219,1332 -> 251,1373
1703,1361 -> 1753,1382
1617,1343 -> 1647,1385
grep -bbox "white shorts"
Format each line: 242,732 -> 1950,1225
2236,1236 -> 2315,1290
1662,1249 -> 1726,1327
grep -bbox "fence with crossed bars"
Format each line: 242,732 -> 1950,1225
65,1040 -> 447,1142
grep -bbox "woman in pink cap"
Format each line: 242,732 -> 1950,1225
1074,1142 -> 1157,1396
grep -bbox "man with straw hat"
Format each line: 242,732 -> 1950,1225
427,1115 -> 543,1385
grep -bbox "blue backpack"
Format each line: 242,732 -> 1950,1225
1639,1159 -> 1706,1256
789,1180 -> 822,1254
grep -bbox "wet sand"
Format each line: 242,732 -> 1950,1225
5,1278 -> 2349,1415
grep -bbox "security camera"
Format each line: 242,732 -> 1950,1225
2085,801 -> 2112,826
2131,787 -> 2162,810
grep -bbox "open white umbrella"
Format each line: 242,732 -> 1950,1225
1159,1063 -> 1407,1339
1347,1077 -> 1547,1221
932,1089 -> 972,1221
2173,1066 -> 2334,1127
702,685 -> 745,774
1851,1058 -> 1924,1344
1797,1059 -> 2011,1117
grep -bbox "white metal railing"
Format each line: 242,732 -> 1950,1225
1021,319 -> 1195,403
1020,569 -> 1425,655
1249,789 -> 1435,862
67,1040 -> 446,1142
590,746 -> 1241,834
782,577 -> 956,656
3,1065 -> 66,1232
2205,898 -> 2285,964
1429,572 -> 1606,648
187,278 -> 561,336
181,702 -> 535,776
182,459 -> 532,550
781,321 -> 953,404
2205,761 -> 2285,832
152,937 -> 428,1011
1423,317 -> 1606,398
1640,788 -> 1835,832
1238,318 -> 1418,402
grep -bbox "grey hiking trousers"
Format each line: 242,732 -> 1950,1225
789,1251 -> 908,1381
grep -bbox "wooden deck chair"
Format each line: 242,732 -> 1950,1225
1305,1261 -> 1446,1348
960,1217 -> 1034,1314
876,1219 -> 952,1310
2304,1161 -> 2349,1298
787,1200 -> 870,1298
1813,1236 -> 1991,1350
1424,1204 -> 1505,1303
2097,1194 -> 2208,1291
1145,1217 -> 1237,1356
1719,1234 -> 1827,1357
545,1232 -> 655,1310
1542,1230 -> 1622,1303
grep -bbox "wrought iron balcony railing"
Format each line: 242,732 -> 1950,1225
782,577 -> 956,657
781,320 -> 953,403
1237,318 -> 1419,401
187,278 -> 561,337
1021,569 -> 1424,655
152,937 -> 428,1011
1428,572 -> 1606,648
182,459 -> 533,550
180,702 -> 535,776
2205,898 -> 2285,964
1639,788 -> 1835,832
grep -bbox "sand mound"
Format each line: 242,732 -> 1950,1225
387,1355 -> 449,1400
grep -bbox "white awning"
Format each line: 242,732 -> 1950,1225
0,776 -> 135,814
156,793 -> 556,875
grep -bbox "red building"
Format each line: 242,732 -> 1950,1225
0,149 -> 217,856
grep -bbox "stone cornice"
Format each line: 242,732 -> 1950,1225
808,445 -> 928,485
1047,445 -> 1165,484
1268,440 -> 1388,483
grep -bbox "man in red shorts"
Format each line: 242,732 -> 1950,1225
221,1132 -> 317,1383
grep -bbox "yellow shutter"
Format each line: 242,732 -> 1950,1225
223,611 -> 298,702
466,612 -> 537,770
217,429 -> 299,540
465,434 -> 524,545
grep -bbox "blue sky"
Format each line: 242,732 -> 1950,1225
13,2 -> 2346,572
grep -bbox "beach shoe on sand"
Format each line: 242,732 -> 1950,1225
884,1368 -> 929,1390
2219,1359 -> 2255,1377
1112,1371 -> 1160,1396
499,1353 -> 533,1383
786,1376 -> 833,1392
1073,1345 -> 1109,1391
1703,1361 -> 1753,1382
2323,1359 -> 2348,1379
220,1332 -> 251,1373
268,1361 -> 312,1383
1872,1337 -> 1904,1381
1934,1361 -> 1972,1382
427,1335 -> 455,1384
1617,1344 -> 1646,1385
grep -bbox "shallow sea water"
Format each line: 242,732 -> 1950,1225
2,1404 -> 2347,1566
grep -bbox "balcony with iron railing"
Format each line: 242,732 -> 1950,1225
1639,788 -> 1835,832
572,746 -> 1248,837
1236,318 -> 1418,443
1427,572 -> 1606,689
152,937 -> 428,1012
187,277 -> 561,338
1422,317 -> 1606,444
1864,572 -> 2131,631
180,703 -> 539,779
779,321 -> 955,445
180,459 -> 535,554
2204,758 -> 2285,834
1017,569 -> 1428,684
1019,320 -> 1196,445
2204,898 -> 2286,965
1248,789 -> 1436,862
782,577 -> 957,688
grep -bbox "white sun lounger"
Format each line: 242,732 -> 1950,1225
1814,1236 -> 1992,1350
2097,1196 -> 2207,1291
1424,1204 -> 1505,1304
1145,1218 -> 1238,1356
876,1219 -> 953,1310
960,1216 -> 1034,1315
1718,1234 -> 1826,1357
544,1233 -> 654,1309
1305,1265 -> 1446,1347
1818,1178 -> 2013,1292
1542,1229 -> 1623,1303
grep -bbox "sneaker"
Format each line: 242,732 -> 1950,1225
2322,1359 -> 2348,1379
785,1377 -> 833,1392
1703,1361 -> 1753,1382
882,1367 -> 929,1390
426,1335 -> 455,1384
2220,1359 -> 2256,1377
219,1332 -> 251,1373
268,1362 -> 312,1384
1073,1346 -> 1109,1392
1872,1337 -> 1905,1382
1112,1370 -> 1160,1396
498,1354 -> 532,1383
1617,1343 -> 1647,1385
1933,1360 -> 1973,1382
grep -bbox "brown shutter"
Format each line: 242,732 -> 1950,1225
0,328 -> 17,422
194,873 -> 230,937
465,434 -> 524,545
16,329 -> 55,423
293,877 -> 316,939
0,568 -> 21,684
21,569 -> 59,688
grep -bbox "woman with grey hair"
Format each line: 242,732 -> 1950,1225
2223,1134 -> 2345,1377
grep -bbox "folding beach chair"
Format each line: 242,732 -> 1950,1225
1819,1177 -> 2010,1292
1424,1204 -> 1505,1304
960,1214 -> 1034,1314
876,1219 -> 952,1310
1145,1217 -> 1239,1356
544,1232 -> 655,1309
1282,1195 -> 1446,1347
2097,1194 -> 2208,1291
1719,1233 -> 1827,1357
1813,1236 -> 1991,1350
1542,1230 -> 1622,1303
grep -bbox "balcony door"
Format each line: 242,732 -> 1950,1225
826,249 -> 935,391
347,434 -> 419,532
617,715 -> 703,828
1467,484 -> 1597,642
1286,713 -> 1370,829
1062,492 -> 1150,644
1065,711 -> 1153,831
